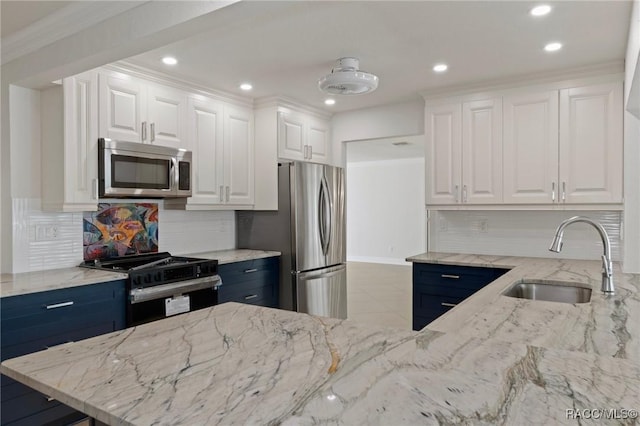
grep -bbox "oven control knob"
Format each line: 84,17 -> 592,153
133,276 -> 142,287
154,272 -> 163,283
144,275 -> 151,284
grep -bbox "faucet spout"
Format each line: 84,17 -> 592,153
548,216 -> 614,294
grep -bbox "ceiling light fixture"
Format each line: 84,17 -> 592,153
433,63 -> 448,73
318,57 -> 379,95
240,83 -> 253,91
324,99 -> 336,106
162,56 -> 178,65
530,5 -> 551,16
544,42 -> 563,52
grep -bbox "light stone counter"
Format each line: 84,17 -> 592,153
2,302 -> 639,425
0,268 -> 128,298
184,248 -> 281,264
406,252 -> 640,360
2,252 -> 639,424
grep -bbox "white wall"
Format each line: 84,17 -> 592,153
331,99 -> 424,166
623,0 -> 640,273
347,158 -> 425,265
430,210 -> 622,261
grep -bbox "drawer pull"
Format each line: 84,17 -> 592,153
45,395 -> 56,402
244,268 -> 258,273
440,274 -> 460,279
45,301 -> 74,310
441,302 -> 457,308
244,294 -> 258,300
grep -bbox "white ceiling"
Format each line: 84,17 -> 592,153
1,1 -> 632,114
125,1 -> 632,113
347,135 -> 425,163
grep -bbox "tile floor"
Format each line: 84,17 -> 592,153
346,261 -> 412,330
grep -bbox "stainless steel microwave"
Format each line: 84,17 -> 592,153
98,138 -> 192,198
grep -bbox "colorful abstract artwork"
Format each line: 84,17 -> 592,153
83,203 -> 159,261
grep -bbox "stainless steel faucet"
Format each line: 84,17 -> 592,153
549,216 -> 614,294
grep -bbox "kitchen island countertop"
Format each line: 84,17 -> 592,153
2,253 -> 639,424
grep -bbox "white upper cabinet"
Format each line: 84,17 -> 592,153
42,70 -> 100,212
426,78 -> 623,209
99,71 -> 187,148
425,103 -> 461,205
462,98 -> 503,204
559,82 -> 623,204
169,96 -> 254,210
425,98 -> 502,205
224,104 -> 254,206
278,110 -> 331,164
99,72 -> 146,143
186,96 -> 225,206
146,83 -> 187,148
503,90 -> 559,204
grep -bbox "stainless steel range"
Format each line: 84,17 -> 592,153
80,252 -> 221,326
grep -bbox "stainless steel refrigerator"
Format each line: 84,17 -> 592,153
236,162 -> 347,319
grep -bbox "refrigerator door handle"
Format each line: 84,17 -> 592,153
318,176 -> 331,256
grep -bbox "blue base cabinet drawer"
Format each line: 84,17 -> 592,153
218,257 -> 279,308
1,279 -> 126,426
412,263 -> 508,331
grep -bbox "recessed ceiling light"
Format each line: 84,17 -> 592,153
433,63 -> 448,73
162,56 -> 177,65
544,42 -> 563,52
324,99 -> 336,106
239,83 -> 253,91
530,5 -> 551,16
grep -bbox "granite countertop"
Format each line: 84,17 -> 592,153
183,248 -> 281,264
0,268 -> 128,298
1,252 -> 639,424
0,249 -> 280,298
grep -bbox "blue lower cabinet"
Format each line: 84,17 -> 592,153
218,257 -> 279,308
412,263 -> 508,331
1,279 -> 126,426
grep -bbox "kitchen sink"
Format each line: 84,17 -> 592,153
502,280 -> 592,304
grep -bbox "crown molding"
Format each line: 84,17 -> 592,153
254,96 -> 333,119
1,2 -> 145,65
420,61 -> 624,100
105,61 -> 254,108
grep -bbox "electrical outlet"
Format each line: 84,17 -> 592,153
479,219 -> 488,233
35,225 -> 59,241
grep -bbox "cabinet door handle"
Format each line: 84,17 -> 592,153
441,274 -> 460,279
441,302 -> 457,308
150,123 -> 155,142
45,301 -> 74,310
308,145 -> 312,159
462,185 -> 468,203
551,182 -> 556,202
303,145 -> 308,159
92,178 -> 99,200
244,268 -> 258,273
226,186 -> 230,202
562,182 -> 566,202
244,294 -> 258,300
142,121 -> 147,141
219,186 -> 224,202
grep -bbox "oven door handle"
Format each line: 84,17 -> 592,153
129,276 -> 221,304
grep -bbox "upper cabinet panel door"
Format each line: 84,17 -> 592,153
188,96 -> 224,205
147,83 -> 187,149
462,98 -> 503,204
503,90 -> 559,204
425,103 -> 462,205
99,73 -> 146,143
307,116 -> 330,164
278,111 -> 305,161
224,105 -> 254,206
559,82 -> 623,204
